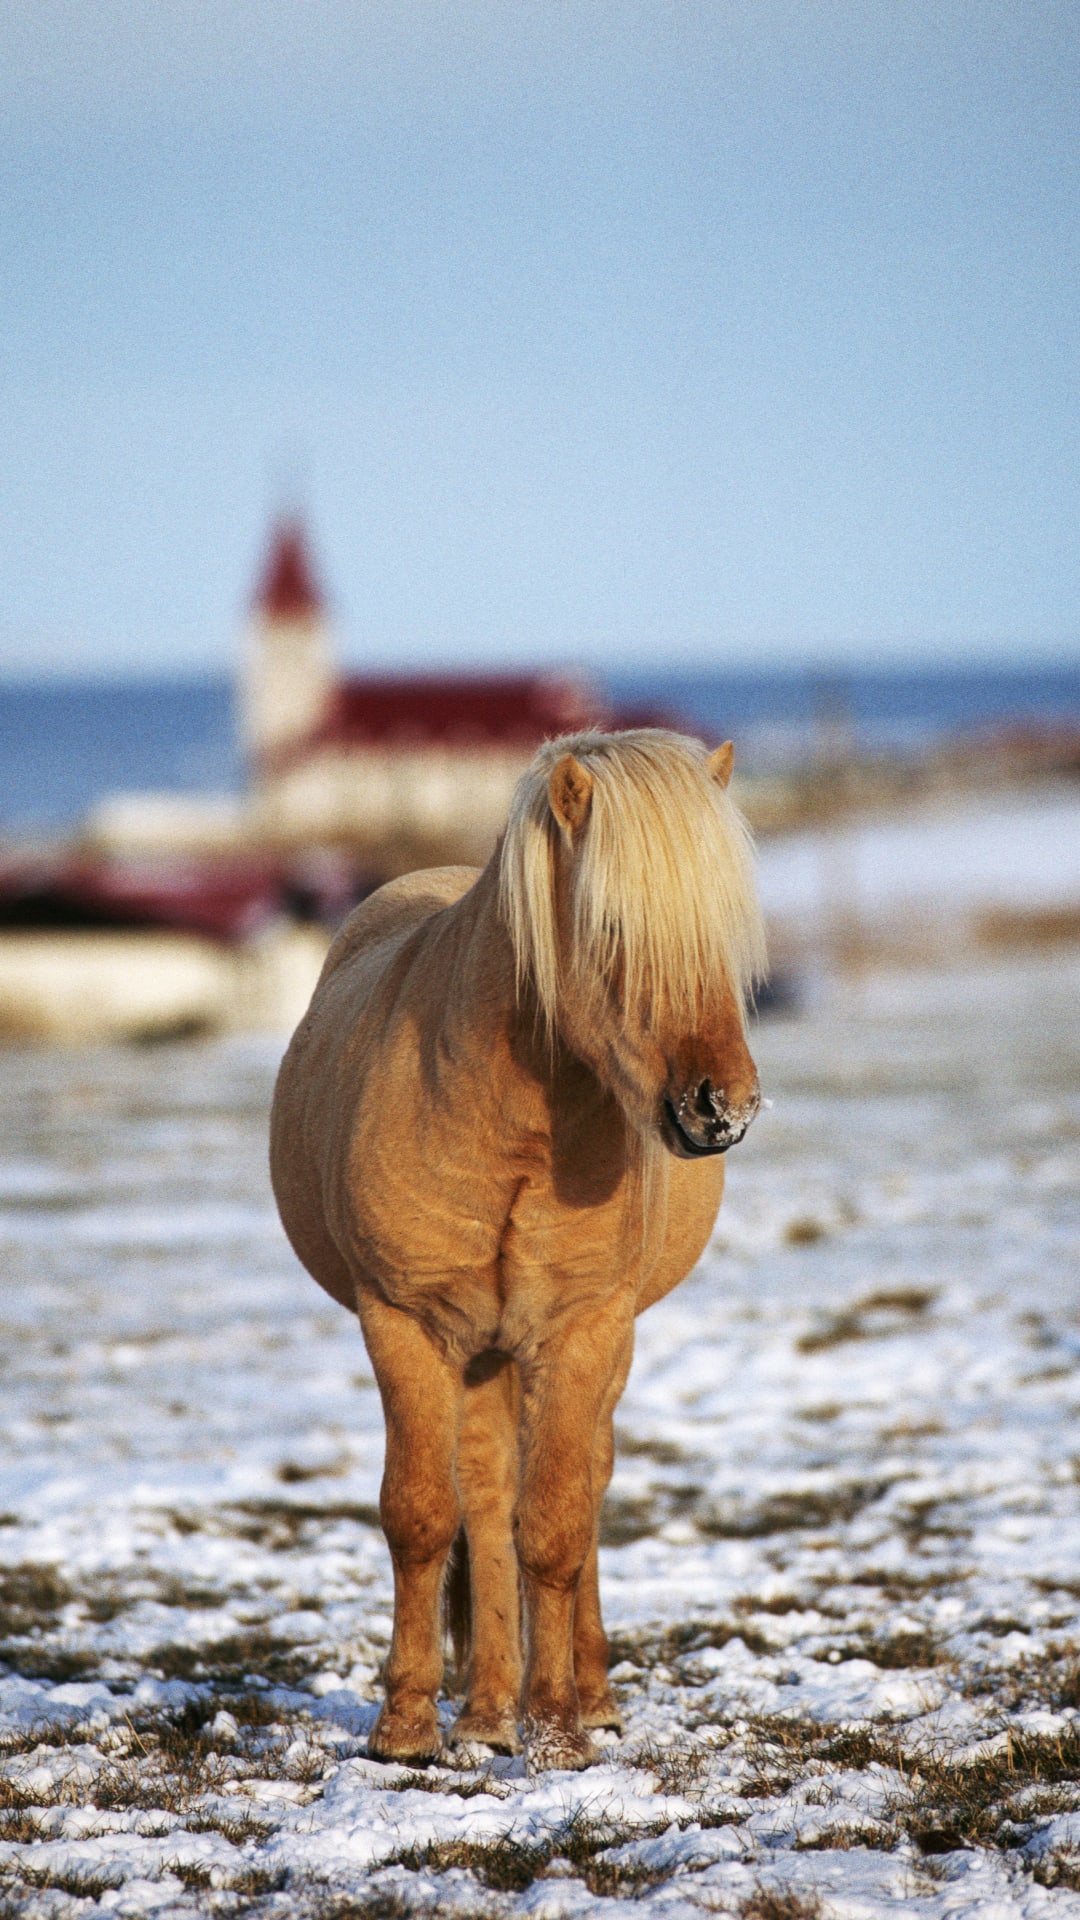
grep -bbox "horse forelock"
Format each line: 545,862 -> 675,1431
498,729 -> 767,1039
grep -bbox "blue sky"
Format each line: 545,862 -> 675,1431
2,1 -> 1078,677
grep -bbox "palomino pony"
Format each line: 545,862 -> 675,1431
270,729 -> 766,1772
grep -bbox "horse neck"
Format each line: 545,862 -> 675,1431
440,855 -> 588,1099
445,850 -> 667,1245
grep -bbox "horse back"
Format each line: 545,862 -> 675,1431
317,866 -> 480,989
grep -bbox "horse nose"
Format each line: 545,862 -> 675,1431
694,1075 -> 760,1125
668,1074 -> 762,1156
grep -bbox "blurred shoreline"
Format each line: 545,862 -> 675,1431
2,662 -> 1079,835
1,665 -> 1078,1043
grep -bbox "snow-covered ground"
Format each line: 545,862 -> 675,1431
2,942 -> 1080,1918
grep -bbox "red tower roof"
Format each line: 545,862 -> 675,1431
253,519 -> 324,621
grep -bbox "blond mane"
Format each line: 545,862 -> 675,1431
498,729 -> 767,1038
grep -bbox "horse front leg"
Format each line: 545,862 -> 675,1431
448,1352 -> 522,1755
515,1301 -> 633,1773
574,1329 -> 634,1733
359,1291 -> 463,1765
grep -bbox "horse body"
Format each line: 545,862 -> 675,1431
271,730 -> 765,1771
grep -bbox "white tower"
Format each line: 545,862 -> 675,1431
240,518 -> 335,772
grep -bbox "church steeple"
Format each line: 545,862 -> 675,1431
240,516 -> 335,770
254,519 -> 324,623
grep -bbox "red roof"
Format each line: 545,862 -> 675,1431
311,672 -> 609,751
254,519 -> 324,621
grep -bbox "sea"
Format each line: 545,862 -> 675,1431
1,662 -> 1078,835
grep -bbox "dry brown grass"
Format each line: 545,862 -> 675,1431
0,1805 -> 46,1845
163,1497 -> 381,1549
389,1805 -> 678,1896
1033,1852 -> 1080,1892
8,1593 -> 1080,1911
167,1857 -> 289,1895
797,1287 -> 935,1354
785,1218 -> 829,1246
299,1891 -> 431,1920
390,1767 -> 507,1799
144,1627 -> 320,1688
599,1482 -> 706,1546
740,1889 -> 825,1920
708,1711 -> 1080,1857
0,1861 -> 118,1902
976,904 -> 1080,951
0,1560 -> 313,1688
825,1625 -> 948,1671
608,1615 -> 775,1668
962,1640 -> 1080,1714
700,1480 -> 893,1538
627,1737 -> 717,1794
0,1564 -> 70,1638
614,1431 -> 693,1465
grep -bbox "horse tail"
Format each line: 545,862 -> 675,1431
443,1525 -> 471,1687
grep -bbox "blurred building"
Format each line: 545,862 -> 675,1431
1,518 -> 614,1039
241,519 -> 610,866
76,513 -> 671,882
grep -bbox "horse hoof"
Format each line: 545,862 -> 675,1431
524,1720 -> 598,1775
580,1693 -> 623,1733
448,1706 -> 521,1756
368,1705 -> 443,1766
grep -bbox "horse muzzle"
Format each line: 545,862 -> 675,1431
662,1077 -> 761,1158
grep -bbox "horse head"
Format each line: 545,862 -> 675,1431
501,729 -> 767,1157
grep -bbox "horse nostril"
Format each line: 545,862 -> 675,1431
690,1077 -> 719,1120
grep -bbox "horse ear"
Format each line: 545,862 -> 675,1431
548,753 -> 593,834
708,741 -> 735,789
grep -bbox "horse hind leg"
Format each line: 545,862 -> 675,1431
360,1293 -> 464,1765
447,1352 -> 522,1756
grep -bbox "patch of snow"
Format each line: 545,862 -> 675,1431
1,944 -> 1079,1914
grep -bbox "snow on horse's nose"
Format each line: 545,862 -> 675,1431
665,1072 -> 761,1157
